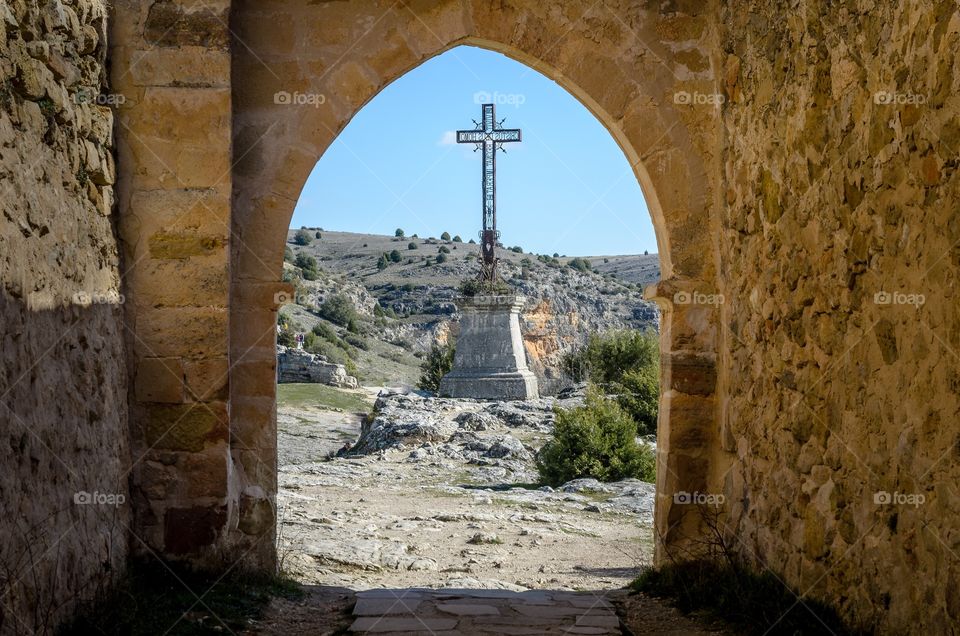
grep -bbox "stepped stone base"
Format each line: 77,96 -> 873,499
440,294 -> 539,400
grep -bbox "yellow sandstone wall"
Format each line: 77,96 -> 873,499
0,0 -> 128,632
718,2 -> 960,632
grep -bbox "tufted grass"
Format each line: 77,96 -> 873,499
631,559 -> 864,636
276,382 -> 372,414
59,560 -> 304,636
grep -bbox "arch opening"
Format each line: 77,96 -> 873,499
225,0 -> 722,573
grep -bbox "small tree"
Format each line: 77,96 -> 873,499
418,342 -> 455,393
440,231 -> 451,241
389,249 -> 402,263
562,329 -> 659,434
568,257 -> 592,272
438,246 -> 450,254
436,252 -> 448,264
293,229 -> 313,245
314,231 -> 322,239
408,242 -> 418,250
318,293 -> 358,327
452,235 -> 462,242
395,228 -> 405,237
536,386 -> 655,486
294,253 -> 319,280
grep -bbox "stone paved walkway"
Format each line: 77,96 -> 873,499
347,588 -> 621,635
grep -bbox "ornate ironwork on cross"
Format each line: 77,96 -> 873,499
457,103 -> 521,283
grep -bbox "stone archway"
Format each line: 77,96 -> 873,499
229,0 -> 727,569
114,0 -> 729,569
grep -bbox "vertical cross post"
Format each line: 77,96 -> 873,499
457,103 -> 521,282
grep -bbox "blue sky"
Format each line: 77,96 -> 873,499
291,45 -> 656,256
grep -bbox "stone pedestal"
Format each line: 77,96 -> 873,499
440,294 -> 539,400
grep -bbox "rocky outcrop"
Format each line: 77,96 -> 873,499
277,346 -> 358,388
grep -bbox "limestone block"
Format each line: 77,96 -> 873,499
276,346 -> 358,388
440,295 -> 539,400
135,356 -> 185,403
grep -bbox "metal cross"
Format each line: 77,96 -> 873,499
457,103 -> 521,282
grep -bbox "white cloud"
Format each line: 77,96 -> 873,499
437,130 -> 457,146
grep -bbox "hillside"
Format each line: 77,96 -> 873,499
278,229 -> 661,392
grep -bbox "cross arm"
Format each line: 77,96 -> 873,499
456,130 -> 486,143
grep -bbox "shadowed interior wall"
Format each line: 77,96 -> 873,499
717,2 -> 960,632
0,1 -> 129,633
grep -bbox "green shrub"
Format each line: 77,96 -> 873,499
452,235 -> 462,242
408,242 -> 418,250
458,278 -> 511,296
436,252 -> 448,264
568,257 -> 591,272
510,245 -> 523,253
293,229 -> 312,245
343,332 -> 368,350
311,321 -> 338,342
283,246 -> 294,263
277,328 -> 295,347
377,253 -> 389,270
389,249 -> 402,262
318,294 -> 358,327
395,228 -> 405,237
418,342 -> 455,393
536,386 -> 655,486
314,231 -> 322,239
562,329 -> 659,434
441,231 -> 451,240
438,246 -> 450,254
294,253 -> 317,271
615,366 -> 659,434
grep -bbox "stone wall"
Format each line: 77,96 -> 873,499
110,0 -> 244,568
0,0 -> 128,633
718,2 -> 960,632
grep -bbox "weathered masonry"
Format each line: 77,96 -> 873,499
2,1 -> 958,633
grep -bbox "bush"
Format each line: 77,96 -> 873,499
418,342 -> 455,393
317,294 -> 358,327
293,229 -> 313,245
509,245 -> 523,253
395,228 -> 405,237
568,257 -> 591,272
458,278 -> 511,296
283,246 -> 294,263
562,329 -> 659,434
314,231 -> 322,239
536,386 -> 655,486
440,231 -> 451,241
277,327 -> 295,347
311,321 -> 338,342
438,245 -> 450,254
377,253 -> 389,270
389,249 -> 402,262
408,242 -> 418,250
436,252 -> 448,264
452,235 -> 462,242
343,332 -> 368,350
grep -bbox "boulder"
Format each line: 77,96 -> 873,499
277,345 -> 358,388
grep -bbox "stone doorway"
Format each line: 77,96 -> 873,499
116,0 -> 727,572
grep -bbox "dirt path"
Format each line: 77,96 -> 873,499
253,389 -> 729,635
